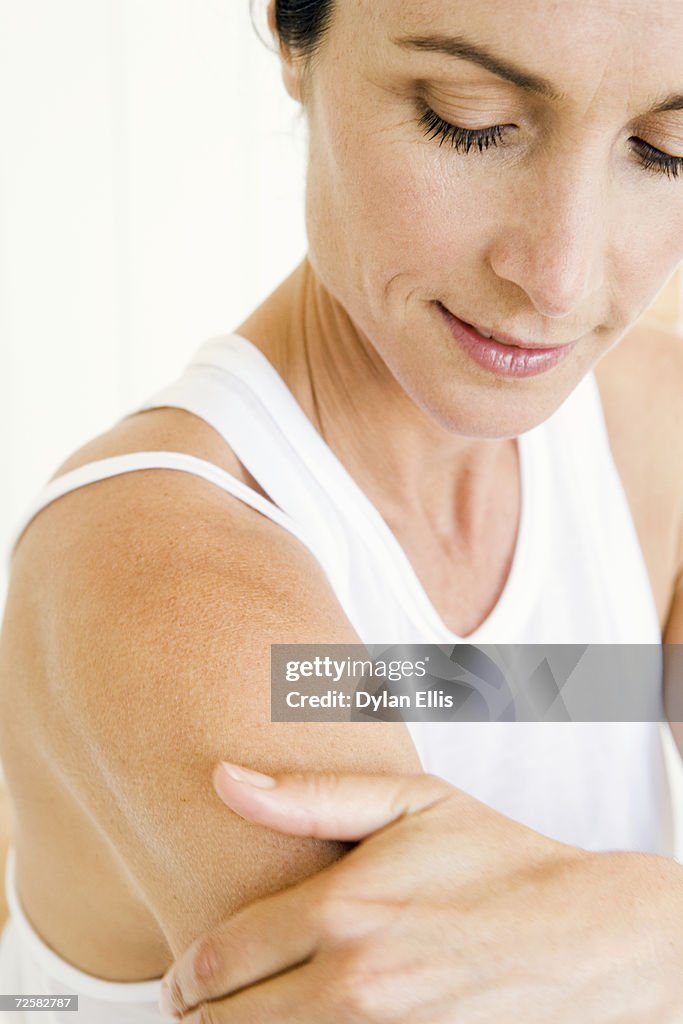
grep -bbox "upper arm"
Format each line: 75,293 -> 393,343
655,327 -> 683,745
664,554 -> 683,741
33,473 -> 422,956
598,322 -> 683,748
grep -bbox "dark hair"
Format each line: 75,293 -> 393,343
275,0 -> 335,59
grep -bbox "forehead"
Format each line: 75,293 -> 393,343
330,0 -> 683,112
338,0 -> 679,37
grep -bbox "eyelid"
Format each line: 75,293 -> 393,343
415,97 -> 517,131
417,103 -> 515,153
416,102 -> 683,179
633,131 -> 683,159
420,91 -> 683,160
629,137 -> 683,178
631,114 -> 683,142
417,96 -> 520,128
632,135 -> 683,158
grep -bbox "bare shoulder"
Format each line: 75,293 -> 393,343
594,319 -> 683,444
7,400 -> 394,719
593,319 -> 683,628
48,405 -> 260,490
4,405 -> 422,961
593,318 -> 683,502
15,406 -> 289,572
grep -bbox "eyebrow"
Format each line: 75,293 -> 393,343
392,33 -> 683,114
651,94 -> 683,114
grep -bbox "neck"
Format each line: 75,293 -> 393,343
236,257 -> 517,550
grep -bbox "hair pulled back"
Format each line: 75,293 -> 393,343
274,0 -> 335,58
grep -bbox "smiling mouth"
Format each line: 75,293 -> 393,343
437,303 -> 581,350
435,302 -> 580,379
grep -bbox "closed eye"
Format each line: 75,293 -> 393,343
417,104 -> 514,153
418,103 -> 683,180
629,138 -> 683,180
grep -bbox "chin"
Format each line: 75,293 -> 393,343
391,349 -> 585,439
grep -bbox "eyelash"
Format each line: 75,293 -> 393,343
417,105 -> 683,180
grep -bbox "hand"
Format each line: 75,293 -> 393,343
160,762 -> 683,1022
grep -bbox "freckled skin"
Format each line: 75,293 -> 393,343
243,0 -> 683,574
236,0 -> 683,549
3,3 -> 683,993
255,0 -> 683,456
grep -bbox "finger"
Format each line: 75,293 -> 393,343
212,761 -> 453,840
161,876 -> 326,1018
179,959 -> 331,1024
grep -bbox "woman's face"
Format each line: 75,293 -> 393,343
285,0 -> 683,436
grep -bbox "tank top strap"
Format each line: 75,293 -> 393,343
5,450 -> 333,579
133,333 -> 551,643
135,335 -> 363,550
133,335 -> 366,581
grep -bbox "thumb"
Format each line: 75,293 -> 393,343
212,761 -> 453,841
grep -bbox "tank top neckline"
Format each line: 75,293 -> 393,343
193,332 -> 546,643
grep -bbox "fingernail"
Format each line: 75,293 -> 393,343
220,762 -> 278,789
159,979 -> 180,1020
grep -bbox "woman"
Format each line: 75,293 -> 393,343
1,0 -> 683,1020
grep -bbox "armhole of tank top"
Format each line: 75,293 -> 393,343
5,451 -> 312,574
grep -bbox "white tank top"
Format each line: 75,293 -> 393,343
1,331 -> 675,1021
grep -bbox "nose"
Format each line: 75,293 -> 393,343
488,157 -> 608,319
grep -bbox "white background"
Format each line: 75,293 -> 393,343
1,0 -> 682,848
0,0 -> 307,605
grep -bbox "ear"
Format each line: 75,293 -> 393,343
267,0 -> 305,104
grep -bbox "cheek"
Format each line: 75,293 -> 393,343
641,217 -> 683,281
309,120 -> 493,285
610,204 -> 683,318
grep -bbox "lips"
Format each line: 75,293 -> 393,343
436,302 -> 579,379
440,305 -> 577,350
